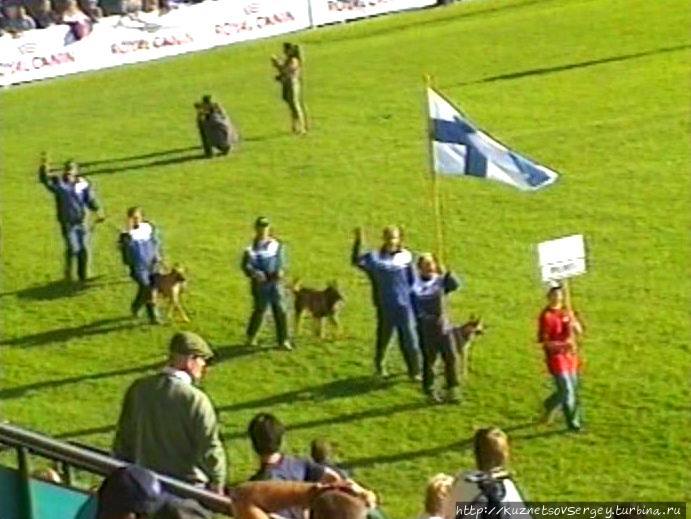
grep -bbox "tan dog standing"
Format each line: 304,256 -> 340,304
290,280 -> 344,339
451,316 -> 485,377
153,266 -> 190,323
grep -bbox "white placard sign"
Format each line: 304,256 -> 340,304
537,234 -> 587,282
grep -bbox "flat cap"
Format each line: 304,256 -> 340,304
169,332 -> 214,359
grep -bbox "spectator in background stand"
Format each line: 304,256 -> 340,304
1,4 -> 36,33
58,0 -> 92,39
23,0 -> 56,28
77,0 -> 102,21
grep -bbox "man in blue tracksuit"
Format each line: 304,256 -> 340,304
242,217 -> 291,350
38,156 -> 104,282
351,226 -> 421,380
119,207 -> 161,324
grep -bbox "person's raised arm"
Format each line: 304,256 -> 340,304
37,153 -> 57,193
443,270 -> 461,294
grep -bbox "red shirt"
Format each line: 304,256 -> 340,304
538,306 -> 578,375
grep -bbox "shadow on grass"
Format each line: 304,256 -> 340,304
242,132 -> 287,143
210,344 -> 268,364
217,376 -> 395,414
457,44 -> 691,86
308,0 -> 558,47
223,401 -> 430,441
0,276 -> 125,301
0,316 -> 137,348
83,152 -> 208,176
80,146 -> 200,167
0,359 -> 162,400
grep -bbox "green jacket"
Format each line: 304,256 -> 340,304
112,371 -> 227,486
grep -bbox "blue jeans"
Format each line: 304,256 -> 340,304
247,282 -> 288,344
130,269 -> 158,322
544,372 -> 581,430
376,306 -> 421,377
60,222 -> 90,281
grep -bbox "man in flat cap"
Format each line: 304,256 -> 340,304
113,332 -> 227,494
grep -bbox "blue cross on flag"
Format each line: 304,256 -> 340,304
428,88 -> 559,191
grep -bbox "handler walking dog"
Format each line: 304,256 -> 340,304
242,217 -> 292,350
119,206 -> 161,324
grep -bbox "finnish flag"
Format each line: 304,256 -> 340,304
428,88 -> 559,191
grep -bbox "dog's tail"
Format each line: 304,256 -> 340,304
288,278 -> 302,293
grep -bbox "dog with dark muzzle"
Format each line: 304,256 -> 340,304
290,280 -> 344,339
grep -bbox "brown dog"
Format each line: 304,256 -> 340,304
153,266 -> 190,323
451,316 -> 485,377
290,280 -> 344,338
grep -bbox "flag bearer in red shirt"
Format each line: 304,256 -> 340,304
538,284 -> 584,432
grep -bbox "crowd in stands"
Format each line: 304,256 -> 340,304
0,0 -> 197,37
87,422 -> 522,519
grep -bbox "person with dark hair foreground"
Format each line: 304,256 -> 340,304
247,413 -> 379,519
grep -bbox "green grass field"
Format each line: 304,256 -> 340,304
1,0 -> 689,515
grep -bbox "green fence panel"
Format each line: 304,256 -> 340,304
0,465 -> 23,519
0,464 -> 96,519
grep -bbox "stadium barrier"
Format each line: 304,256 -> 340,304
0,0 -> 436,87
0,422 -> 232,518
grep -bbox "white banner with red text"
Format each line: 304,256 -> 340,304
307,0 -> 435,26
0,0 -> 311,86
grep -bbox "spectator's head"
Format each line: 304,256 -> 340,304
417,252 -> 440,277
168,332 -> 214,383
96,465 -> 171,519
248,413 -> 284,457
282,41 -> 292,55
381,225 -> 401,252
473,427 -> 510,472
310,438 -> 333,464
424,473 -> 453,516
547,284 -> 564,309
126,206 -> 143,227
253,216 -> 270,239
201,94 -> 212,105
310,490 -> 368,519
